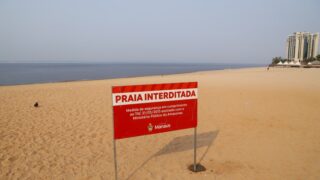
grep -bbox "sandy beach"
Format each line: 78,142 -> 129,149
1,67 -> 320,180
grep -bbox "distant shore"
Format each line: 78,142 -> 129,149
271,64 -> 320,68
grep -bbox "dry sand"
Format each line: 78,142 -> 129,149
1,67 -> 320,180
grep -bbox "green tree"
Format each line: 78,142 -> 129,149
316,54 -> 320,60
271,57 -> 282,65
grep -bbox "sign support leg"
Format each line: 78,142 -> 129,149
111,87 -> 118,180
193,127 -> 197,172
113,138 -> 118,180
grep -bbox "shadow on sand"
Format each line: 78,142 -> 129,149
126,130 -> 219,179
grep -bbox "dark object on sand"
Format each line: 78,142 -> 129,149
34,102 -> 39,107
188,163 -> 206,172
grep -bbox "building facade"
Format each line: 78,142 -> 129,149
286,32 -> 319,62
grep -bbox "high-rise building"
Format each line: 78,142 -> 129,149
286,32 -> 319,62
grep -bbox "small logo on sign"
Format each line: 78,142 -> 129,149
147,123 -> 153,132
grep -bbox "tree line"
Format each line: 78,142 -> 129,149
271,55 -> 320,65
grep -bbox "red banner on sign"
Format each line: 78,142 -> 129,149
112,82 -> 198,139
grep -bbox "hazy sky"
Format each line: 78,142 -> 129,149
0,0 -> 319,63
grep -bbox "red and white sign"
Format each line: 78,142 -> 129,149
112,82 -> 198,139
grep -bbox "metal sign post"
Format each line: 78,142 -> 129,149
193,127 -> 197,172
111,91 -> 118,180
113,139 -> 118,180
189,126 -> 206,173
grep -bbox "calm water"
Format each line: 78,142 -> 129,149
0,63 -> 262,85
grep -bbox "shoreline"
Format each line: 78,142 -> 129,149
0,65 -> 264,87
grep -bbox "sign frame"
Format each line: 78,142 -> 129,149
111,82 -> 199,179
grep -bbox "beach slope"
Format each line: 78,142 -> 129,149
1,67 -> 320,179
